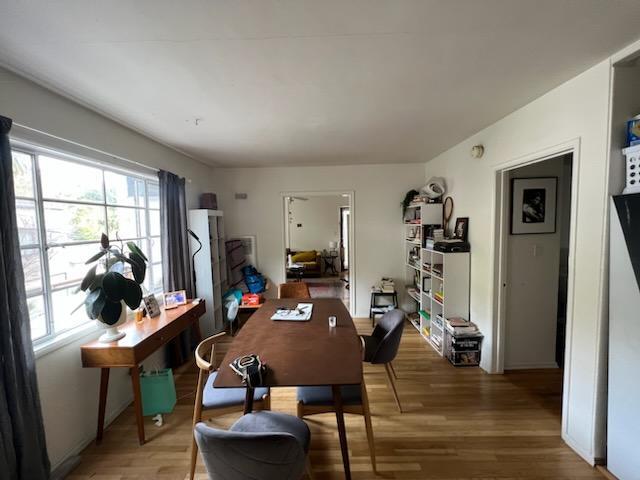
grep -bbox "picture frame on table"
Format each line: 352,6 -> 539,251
163,290 -> 187,310
143,294 -> 161,318
511,177 -> 557,235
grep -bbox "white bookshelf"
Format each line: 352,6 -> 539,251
420,248 -> 470,355
188,209 -> 228,335
403,201 -> 470,355
403,202 -> 442,333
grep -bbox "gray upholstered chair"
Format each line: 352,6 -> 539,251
296,382 -> 376,471
360,308 -> 405,412
194,411 -> 311,480
190,332 -> 271,479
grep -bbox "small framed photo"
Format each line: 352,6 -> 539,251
511,177 -> 557,234
453,217 -> 469,241
163,290 -> 187,309
143,294 -> 161,318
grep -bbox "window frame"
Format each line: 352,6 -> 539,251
11,142 -> 162,350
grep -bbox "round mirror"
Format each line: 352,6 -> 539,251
443,196 -> 454,235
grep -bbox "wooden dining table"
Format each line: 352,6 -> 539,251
214,298 -> 362,479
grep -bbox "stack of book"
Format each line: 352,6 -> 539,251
371,278 -> 396,293
445,318 -> 480,337
425,229 -> 445,249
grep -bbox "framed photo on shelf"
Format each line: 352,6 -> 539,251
453,217 -> 469,241
511,177 -> 557,234
163,290 -> 187,309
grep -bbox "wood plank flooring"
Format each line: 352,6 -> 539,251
68,318 -> 603,479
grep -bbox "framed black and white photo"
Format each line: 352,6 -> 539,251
453,217 -> 469,242
511,177 -> 557,234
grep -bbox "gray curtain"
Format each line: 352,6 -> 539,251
0,116 -> 50,479
158,170 -> 196,366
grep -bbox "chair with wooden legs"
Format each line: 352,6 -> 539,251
190,332 -> 271,480
360,309 -> 405,412
295,338 -> 376,472
278,282 -> 311,299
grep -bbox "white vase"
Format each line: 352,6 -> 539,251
97,300 -> 128,343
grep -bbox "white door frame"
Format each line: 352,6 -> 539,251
280,190 -> 356,315
491,138 -> 581,438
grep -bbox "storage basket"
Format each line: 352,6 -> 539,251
140,368 -> 177,416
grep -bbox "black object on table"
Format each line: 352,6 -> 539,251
287,264 -> 305,282
369,291 -> 398,326
323,252 -> 339,275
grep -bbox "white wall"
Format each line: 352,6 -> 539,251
423,60 -> 612,463
216,163 -> 425,317
0,66 -> 217,470
288,195 -> 346,251
504,157 -> 570,370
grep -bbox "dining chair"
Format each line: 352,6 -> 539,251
190,332 -> 271,480
278,282 -> 311,299
194,411 -> 312,480
360,308 -> 405,412
296,381 -> 375,472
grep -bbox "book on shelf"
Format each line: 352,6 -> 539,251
433,292 -> 444,303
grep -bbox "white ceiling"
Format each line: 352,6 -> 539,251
1,1 -> 640,167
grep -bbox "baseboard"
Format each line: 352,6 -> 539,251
51,455 -> 81,480
504,362 -> 559,370
48,394 -> 132,474
596,465 -> 619,480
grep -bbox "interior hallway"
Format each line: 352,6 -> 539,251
68,318 -> 602,480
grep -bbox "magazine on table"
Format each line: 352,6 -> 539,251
271,303 -> 313,321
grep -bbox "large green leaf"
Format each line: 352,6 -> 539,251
88,273 -> 104,292
85,249 -> 106,265
127,242 -> 148,262
100,233 -> 110,249
85,289 -> 106,320
129,252 -> 147,284
102,271 -> 126,302
122,279 -> 143,310
80,264 -> 98,292
100,300 -> 122,325
108,259 -> 125,274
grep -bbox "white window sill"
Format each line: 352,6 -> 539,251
34,322 -> 102,360
33,293 -> 163,360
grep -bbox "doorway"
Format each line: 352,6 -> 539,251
493,148 -> 577,435
282,192 -> 355,312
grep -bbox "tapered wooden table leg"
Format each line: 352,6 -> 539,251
130,366 -> 145,445
96,368 -> 110,443
332,385 -> 351,480
243,386 -> 255,414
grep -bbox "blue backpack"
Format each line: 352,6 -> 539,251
241,265 -> 266,293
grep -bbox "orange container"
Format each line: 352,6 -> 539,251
242,293 -> 262,306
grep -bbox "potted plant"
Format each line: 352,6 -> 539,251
80,233 -> 148,342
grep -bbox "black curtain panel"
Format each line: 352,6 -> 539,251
158,170 -> 196,366
0,116 -> 51,479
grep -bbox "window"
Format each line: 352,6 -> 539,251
12,145 -> 162,346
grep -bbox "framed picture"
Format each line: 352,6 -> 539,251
453,217 -> 469,241
163,290 -> 187,309
143,294 -> 161,318
511,177 -> 557,234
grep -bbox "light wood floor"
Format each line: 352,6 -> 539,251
68,318 -> 603,479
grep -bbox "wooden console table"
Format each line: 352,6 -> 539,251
81,300 -> 206,445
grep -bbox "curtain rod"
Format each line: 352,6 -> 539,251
13,121 -> 163,173
12,122 -> 193,183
